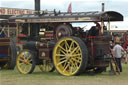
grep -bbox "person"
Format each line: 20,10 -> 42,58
125,45 -> 128,63
113,37 -> 124,72
109,40 -> 115,74
123,45 -> 128,64
88,21 -> 101,36
110,40 -> 114,49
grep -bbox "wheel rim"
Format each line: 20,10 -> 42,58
53,38 -> 82,76
17,50 -> 33,74
39,60 -> 54,72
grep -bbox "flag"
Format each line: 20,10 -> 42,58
67,3 -> 72,13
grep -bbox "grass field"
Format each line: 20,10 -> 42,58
0,64 -> 128,85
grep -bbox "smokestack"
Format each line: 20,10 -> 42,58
35,0 -> 40,14
102,3 -> 104,12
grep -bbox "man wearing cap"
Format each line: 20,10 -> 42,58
113,36 -> 124,72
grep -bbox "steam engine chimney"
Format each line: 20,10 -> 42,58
102,3 -> 104,12
35,0 -> 40,14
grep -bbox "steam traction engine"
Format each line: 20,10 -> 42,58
9,11 -> 123,76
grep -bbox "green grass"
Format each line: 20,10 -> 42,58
0,64 -> 128,85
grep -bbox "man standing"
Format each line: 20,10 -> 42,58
113,37 -> 124,72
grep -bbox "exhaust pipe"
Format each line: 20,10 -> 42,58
102,3 -> 104,12
35,0 -> 40,15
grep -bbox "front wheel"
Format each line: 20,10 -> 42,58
53,37 -> 88,76
16,50 -> 35,74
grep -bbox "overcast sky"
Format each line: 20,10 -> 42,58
0,0 -> 128,30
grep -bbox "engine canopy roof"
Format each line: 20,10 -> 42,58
8,11 -> 123,23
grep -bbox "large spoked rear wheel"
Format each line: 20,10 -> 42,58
53,37 -> 88,76
39,60 -> 55,72
16,50 -> 35,74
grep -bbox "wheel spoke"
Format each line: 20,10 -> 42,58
25,64 -> 32,72
20,64 -> 26,71
70,60 -> 77,68
67,61 -> 73,73
19,58 -> 24,62
69,41 -> 74,51
74,62 -> 79,68
59,57 -> 66,61
59,48 -> 66,55
63,61 -> 68,69
72,55 -> 82,62
63,63 -> 70,72
75,49 -> 81,54
58,45 -> 67,52
28,59 -> 32,63
71,46 -> 79,54
65,40 -> 70,50
72,58 -> 81,64
57,59 -> 67,66
23,66 -> 28,72
19,62 -> 24,66
25,51 -> 29,56
72,57 -> 81,63
76,57 -> 82,61
27,62 -> 32,65
70,66 -> 73,73
26,55 -> 31,61
20,54 -> 25,60
56,54 -> 65,57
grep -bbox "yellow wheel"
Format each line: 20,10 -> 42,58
16,50 -> 35,74
53,37 -> 88,76
39,60 -> 55,72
